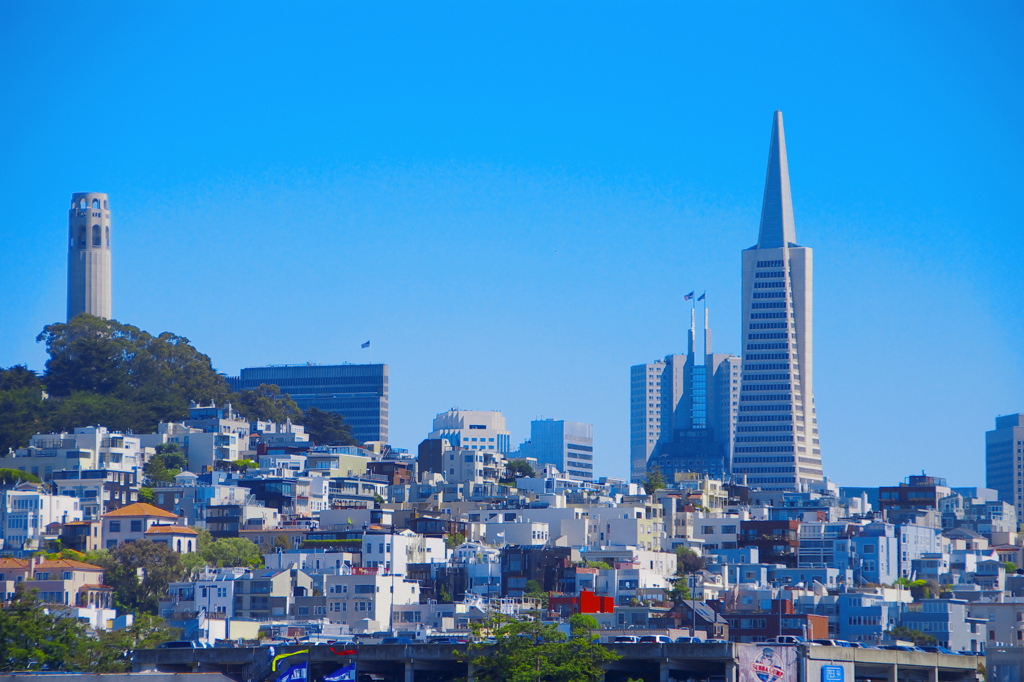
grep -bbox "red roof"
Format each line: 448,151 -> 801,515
102,503 -> 178,519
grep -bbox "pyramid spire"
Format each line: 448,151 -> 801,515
757,111 -> 797,249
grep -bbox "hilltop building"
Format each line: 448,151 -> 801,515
517,419 -> 595,482
228,363 -> 388,445
67,192 -> 112,321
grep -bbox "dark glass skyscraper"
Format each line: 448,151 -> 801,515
228,363 -> 388,445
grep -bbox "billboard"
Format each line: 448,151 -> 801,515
739,645 -> 799,682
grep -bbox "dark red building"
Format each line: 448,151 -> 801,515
549,589 -> 615,617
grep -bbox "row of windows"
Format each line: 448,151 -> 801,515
748,333 -> 791,340
753,292 -> 787,299
747,343 -> 789,350
744,374 -> 791,381
753,281 -> 786,289
735,435 -> 794,443
737,425 -> 793,432
734,456 -> 794,463
751,301 -> 788,309
755,270 -> 785,278
733,466 -> 795,473
735,445 -> 796,453
744,363 -> 791,371
567,451 -> 593,460
749,322 -> 789,330
756,260 -> 784,268
745,353 -> 790,361
750,312 -> 790,320
74,225 -> 110,249
567,443 -> 593,452
739,405 -> 793,412
743,384 -> 791,391
741,394 -> 791,401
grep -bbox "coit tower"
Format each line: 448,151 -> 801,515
67,192 -> 112,321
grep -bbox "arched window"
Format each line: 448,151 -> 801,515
177,539 -> 182,553
187,540 -> 193,552
91,199 -> 100,209
105,226 -> 110,247
103,200 -> 108,209
78,226 -> 86,248
92,225 -> 101,246
78,199 -> 86,209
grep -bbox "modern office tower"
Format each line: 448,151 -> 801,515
638,302 -> 740,484
228,364 -> 388,445
986,414 -> 1024,517
427,409 -> 511,454
517,419 -> 595,481
67,192 -> 112,321
733,111 -> 824,492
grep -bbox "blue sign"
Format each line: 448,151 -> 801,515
821,666 -> 844,682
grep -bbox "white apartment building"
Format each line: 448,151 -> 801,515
428,409 -> 512,454
0,484 -> 83,552
5,427 -> 146,482
361,529 -> 446,574
323,572 -> 420,630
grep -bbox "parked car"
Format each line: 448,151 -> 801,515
380,637 -> 413,645
639,636 -> 673,644
675,636 -> 703,643
429,637 -> 467,645
704,639 -> 729,644
812,639 -> 853,647
613,636 -> 640,644
917,645 -> 956,655
880,645 -> 917,652
158,641 -> 206,649
766,636 -> 806,644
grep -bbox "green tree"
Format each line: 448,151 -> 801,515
300,406 -> 360,446
0,468 -> 42,486
445,531 -> 466,550
143,454 -> 179,484
138,487 -> 155,503
643,466 -> 666,495
1005,561 -> 1018,574
676,546 -> 706,574
0,586 -> 97,671
568,613 -> 600,637
525,579 -> 550,608
668,578 -> 691,602
36,315 -> 230,433
229,384 -> 302,423
86,540 -> 186,614
155,443 -> 188,470
461,614 -> 620,682
201,537 -> 263,568
90,614 -> 181,672
501,460 -> 536,484
888,626 -> 938,646
0,366 -> 47,454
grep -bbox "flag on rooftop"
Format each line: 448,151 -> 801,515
683,291 -> 694,301
361,340 -> 370,348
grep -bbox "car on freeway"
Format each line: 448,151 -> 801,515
675,636 -> 703,644
158,641 -> 208,649
766,636 -> 806,644
613,636 -> 640,644
380,637 -> 414,645
917,645 -> 956,654
639,636 -> 673,644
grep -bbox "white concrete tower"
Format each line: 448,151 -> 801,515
67,192 -> 112,321
733,112 -> 824,492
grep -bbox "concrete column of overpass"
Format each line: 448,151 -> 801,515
404,661 -> 415,682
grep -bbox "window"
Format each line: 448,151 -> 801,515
78,226 -> 86,247
92,199 -> 100,209
105,226 -> 110,246
92,225 -> 101,246
131,520 -> 143,532
109,521 -> 121,533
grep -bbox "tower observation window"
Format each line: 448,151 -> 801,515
78,226 -> 86,248
92,199 -> 100,209
92,225 -> 101,246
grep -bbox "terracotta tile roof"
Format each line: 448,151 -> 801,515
36,559 -> 103,571
0,558 -> 29,569
101,502 -> 178,519
145,525 -> 198,535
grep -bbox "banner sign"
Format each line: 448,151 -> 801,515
738,645 -> 799,682
325,663 -> 357,682
275,663 -> 308,682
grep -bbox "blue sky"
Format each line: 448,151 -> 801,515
1,2 -> 1021,486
